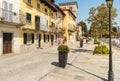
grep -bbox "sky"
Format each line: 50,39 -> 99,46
55,0 -> 120,30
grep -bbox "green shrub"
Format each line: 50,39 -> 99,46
57,44 -> 70,53
94,39 -> 100,45
94,45 -> 109,54
94,39 -> 97,44
102,45 -> 109,54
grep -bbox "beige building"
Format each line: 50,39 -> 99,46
62,9 -> 77,42
0,0 -> 24,55
59,1 -> 78,18
54,4 -> 66,44
59,1 -> 78,42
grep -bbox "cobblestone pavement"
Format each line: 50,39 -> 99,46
0,40 -> 120,81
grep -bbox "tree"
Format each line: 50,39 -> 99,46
87,4 -> 117,37
78,21 -> 88,36
89,22 -> 99,38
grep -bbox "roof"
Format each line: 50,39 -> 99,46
59,1 -> 78,8
54,4 -> 66,16
62,9 -> 76,19
40,0 -> 57,12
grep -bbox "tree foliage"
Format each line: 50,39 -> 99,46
88,4 -> 117,37
78,21 -> 88,36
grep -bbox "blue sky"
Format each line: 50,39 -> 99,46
55,0 -> 120,29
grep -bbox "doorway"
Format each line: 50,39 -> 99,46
3,33 -> 12,54
37,34 -> 41,48
51,35 -> 54,45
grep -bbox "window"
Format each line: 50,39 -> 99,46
27,0 -> 31,4
37,3 -> 40,9
45,8 -> 48,14
44,34 -> 46,42
48,35 -> 49,42
23,33 -> 34,44
44,34 -> 49,43
26,13 -> 31,23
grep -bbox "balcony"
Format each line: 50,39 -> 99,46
0,8 -> 25,26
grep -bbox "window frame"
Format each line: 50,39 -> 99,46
37,3 -> 40,9
26,12 -> 32,24
23,33 -> 34,44
27,0 -> 31,4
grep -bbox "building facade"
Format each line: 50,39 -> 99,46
0,0 -> 79,55
54,4 -> 66,44
59,1 -> 78,18
20,0 -> 57,53
62,9 -> 77,42
0,0 -> 24,55
59,1 -> 78,42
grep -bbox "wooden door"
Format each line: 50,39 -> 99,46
3,33 -> 12,54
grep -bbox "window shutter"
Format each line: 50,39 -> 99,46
44,34 -> 46,42
24,33 -> 27,44
48,35 -> 49,42
26,13 -> 31,23
3,1 -> 8,21
9,3 -> 13,22
32,34 -> 34,43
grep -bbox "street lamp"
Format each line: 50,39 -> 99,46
106,0 -> 114,81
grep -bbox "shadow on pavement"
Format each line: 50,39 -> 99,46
51,62 -> 59,67
71,48 -> 93,54
67,63 -> 107,81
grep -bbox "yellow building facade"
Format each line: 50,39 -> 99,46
20,0 -> 57,53
62,9 -> 76,42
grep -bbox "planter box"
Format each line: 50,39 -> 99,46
58,52 -> 68,68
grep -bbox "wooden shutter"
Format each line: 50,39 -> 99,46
3,1 -> 8,21
9,3 -> 13,22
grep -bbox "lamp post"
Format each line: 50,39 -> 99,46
106,0 -> 114,81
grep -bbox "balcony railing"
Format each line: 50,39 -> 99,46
0,8 -> 25,25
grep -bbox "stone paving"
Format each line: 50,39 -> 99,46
0,40 -> 120,81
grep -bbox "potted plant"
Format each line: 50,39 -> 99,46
57,44 -> 70,68
80,38 -> 83,47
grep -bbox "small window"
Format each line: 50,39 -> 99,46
27,0 -> 31,4
37,3 -> 40,9
45,8 -> 47,14
26,13 -> 31,23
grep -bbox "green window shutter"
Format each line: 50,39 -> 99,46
26,13 -> 31,23
48,35 -> 49,42
44,34 -> 46,42
28,0 -> 31,4
32,34 -> 34,43
24,33 -> 27,44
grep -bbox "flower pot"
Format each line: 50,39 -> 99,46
58,52 -> 68,68
80,43 -> 83,47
